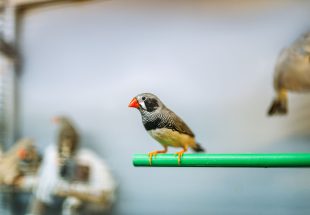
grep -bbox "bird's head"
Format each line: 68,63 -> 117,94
17,145 -> 37,161
128,93 -> 164,113
15,138 -> 37,161
52,115 -> 79,157
52,116 -> 72,126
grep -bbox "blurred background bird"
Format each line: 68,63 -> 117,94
52,116 -> 80,161
268,31 -> 310,116
129,93 -> 205,165
0,138 -> 40,186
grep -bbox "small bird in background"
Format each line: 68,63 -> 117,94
129,93 -> 205,165
52,116 -> 80,159
0,138 -> 40,185
268,32 -> 310,116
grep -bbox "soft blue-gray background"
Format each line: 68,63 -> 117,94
18,1 -> 310,214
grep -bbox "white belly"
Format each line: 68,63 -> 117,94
148,128 -> 195,148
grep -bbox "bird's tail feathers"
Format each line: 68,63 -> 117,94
192,142 -> 206,153
267,92 -> 288,116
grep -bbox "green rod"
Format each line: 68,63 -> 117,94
133,153 -> 310,167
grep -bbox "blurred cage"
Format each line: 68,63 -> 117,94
0,56 -> 16,152
0,1 -> 16,153
0,2 -> 18,215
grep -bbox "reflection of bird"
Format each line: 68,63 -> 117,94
268,32 -> 310,116
129,93 -> 205,165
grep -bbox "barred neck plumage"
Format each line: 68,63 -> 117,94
140,108 -> 161,123
140,107 -> 173,131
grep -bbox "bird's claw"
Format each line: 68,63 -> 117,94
148,149 -> 167,166
175,151 -> 185,165
148,151 -> 159,166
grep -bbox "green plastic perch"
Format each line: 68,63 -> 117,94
133,153 -> 310,167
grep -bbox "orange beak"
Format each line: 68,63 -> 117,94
18,148 -> 27,160
52,117 -> 59,124
128,97 -> 140,108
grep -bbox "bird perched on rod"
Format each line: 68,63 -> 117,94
268,32 -> 310,116
128,93 -> 205,165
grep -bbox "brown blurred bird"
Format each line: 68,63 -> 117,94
0,138 -> 40,185
129,93 -> 205,165
53,116 -> 80,158
268,32 -> 310,116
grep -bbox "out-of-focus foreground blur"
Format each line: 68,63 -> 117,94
0,0 -> 309,214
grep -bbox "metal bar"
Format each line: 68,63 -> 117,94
133,153 -> 310,167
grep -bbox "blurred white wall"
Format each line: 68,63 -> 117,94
18,1 -> 310,214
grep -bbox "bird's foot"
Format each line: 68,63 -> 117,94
148,149 -> 167,166
175,150 -> 186,165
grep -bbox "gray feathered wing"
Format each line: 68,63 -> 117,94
164,109 -> 195,138
275,33 -> 310,92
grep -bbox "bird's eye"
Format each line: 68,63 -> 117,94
142,96 -> 146,101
